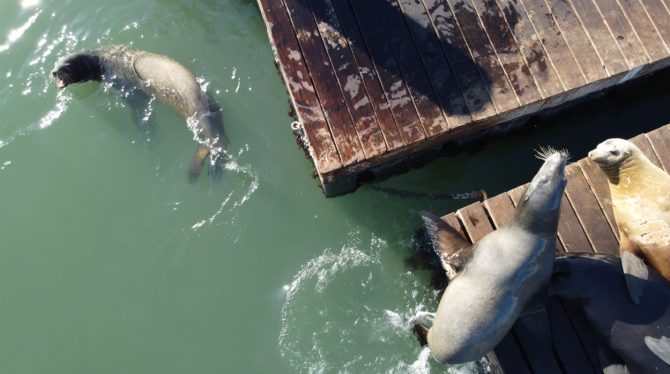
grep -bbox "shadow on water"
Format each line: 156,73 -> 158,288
287,0 -> 496,123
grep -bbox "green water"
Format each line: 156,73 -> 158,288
2,0 -> 670,373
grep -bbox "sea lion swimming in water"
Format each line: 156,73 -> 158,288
589,138 -> 670,303
415,149 -> 568,366
51,44 -> 228,182
551,252 -> 670,373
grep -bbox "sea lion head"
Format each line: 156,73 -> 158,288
588,138 -> 636,167
521,148 -> 569,214
51,51 -> 102,89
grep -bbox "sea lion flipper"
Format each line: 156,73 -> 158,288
188,144 -> 210,183
645,336 -> 670,366
419,211 -> 471,262
413,322 -> 430,347
597,338 -> 629,374
621,251 -> 648,304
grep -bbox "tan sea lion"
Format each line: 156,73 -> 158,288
51,44 -> 228,182
589,138 -> 670,303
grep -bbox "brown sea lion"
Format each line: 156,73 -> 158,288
51,44 -> 228,182
551,252 -> 670,373
415,149 -> 568,366
589,138 -> 670,303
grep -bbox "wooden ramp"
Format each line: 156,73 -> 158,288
438,124 -> 670,374
257,0 -> 670,196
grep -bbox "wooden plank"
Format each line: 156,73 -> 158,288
456,202 -> 494,242
558,193 -> 594,253
397,0 -> 472,127
547,0 -> 609,82
640,0 -> 670,52
492,333 -> 533,374
561,302 -> 601,372
547,297 -> 599,374
328,0 -> 406,150
495,0 -> 565,98
615,0 -> 669,62
506,184 -> 566,252
283,0 -> 365,164
342,0 -> 427,144
484,193 -> 516,228
518,0 -> 587,90
564,164 -> 620,255
371,0 -> 450,137
578,158 -> 619,241
630,133 -> 663,168
646,125 -> 670,172
446,0 -> 520,113
257,0 -> 342,174
422,0 -> 498,120
308,0 -> 389,157
590,0 -> 648,68
468,0 -> 543,104
566,0 -> 629,75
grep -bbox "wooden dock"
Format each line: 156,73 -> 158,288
257,0 -> 670,196
437,124 -> 670,374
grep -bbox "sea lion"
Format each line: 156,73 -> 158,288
550,252 -> 670,373
589,138 -> 670,303
51,44 -> 228,182
416,149 -> 568,366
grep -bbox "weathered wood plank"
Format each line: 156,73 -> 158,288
557,193 -> 594,252
646,125 -> 670,172
258,0 -> 343,174
446,0 -> 520,113
343,0 -> 427,144
483,193 -> 516,227
423,0 -> 498,120
630,133 -> 663,168
640,0 -> 670,52
469,0 -> 543,104
564,164 -> 620,255
561,302 -> 602,372
371,0 -> 450,137
328,0 -> 406,150
547,0 -> 609,82
456,202 -> 494,242
615,0 -> 669,62
578,158 -> 619,241
493,333 -> 533,374
308,0 -> 389,157
283,0 -> 365,164
518,0 -> 587,90
590,0 -> 648,68
397,0 -> 473,127
495,0 -> 565,98
547,297 -> 599,374
566,0 -> 628,75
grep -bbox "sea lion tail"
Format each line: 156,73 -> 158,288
413,323 -> 430,347
188,144 -> 210,183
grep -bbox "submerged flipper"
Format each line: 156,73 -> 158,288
645,336 -> 670,366
597,338 -> 629,374
621,251 -> 648,304
413,322 -> 429,347
188,144 -> 210,183
419,211 -> 472,273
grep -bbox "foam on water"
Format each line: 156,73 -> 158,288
279,230 -> 492,374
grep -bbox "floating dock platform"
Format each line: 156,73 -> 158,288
438,125 -> 670,373
258,0 -> 670,196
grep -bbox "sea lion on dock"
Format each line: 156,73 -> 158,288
416,149 -> 568,366
51,44 -> 228,182
589,138 -> 670,303
550,252 -> 670,373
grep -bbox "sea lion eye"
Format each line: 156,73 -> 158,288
610,150 -> 620,156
